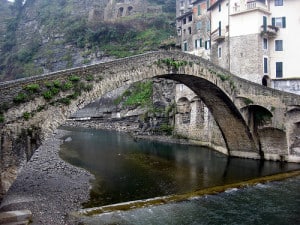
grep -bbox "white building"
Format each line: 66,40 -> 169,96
209,0 -> 300,94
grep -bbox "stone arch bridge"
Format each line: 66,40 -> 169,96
0,51 -> 300,197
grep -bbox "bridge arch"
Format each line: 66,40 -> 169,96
158,73 -> 258,157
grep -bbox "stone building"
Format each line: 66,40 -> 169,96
103,0 -> 162,21
176,0 -> 214,59
175,0 -> 223,148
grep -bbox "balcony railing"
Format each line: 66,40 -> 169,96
260,25 -> 279,38
211,28 -> 226,42
232,0 -> 268,14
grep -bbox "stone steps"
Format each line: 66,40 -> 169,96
0,210 -> 32,225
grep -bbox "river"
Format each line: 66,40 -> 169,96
59,127 -> 300,224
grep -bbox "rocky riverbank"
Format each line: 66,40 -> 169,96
0,129 -> 93,225
0,120 -> 188,225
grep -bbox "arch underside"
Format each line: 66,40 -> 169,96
159,74 -> 259,155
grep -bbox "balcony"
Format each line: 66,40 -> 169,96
211,28 -> 226,42
231,0 -> 269,15
260,25 -> 279,38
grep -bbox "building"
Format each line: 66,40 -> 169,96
173,0 -> 300,155
176,0 -> 215,59
209,0 -> 300,94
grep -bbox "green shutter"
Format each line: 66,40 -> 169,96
272,18 -> 275,26
263,16 -> 267,32
282,17 -> 286,28
200,38 -> 202,47
198,5 -> 201,16
195,40 -> 197,48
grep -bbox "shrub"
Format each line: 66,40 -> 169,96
159,123 -> 173,135
53,80 -> 62,88
85,74 -> 94,81
244,98 -> 254,105
42,90 -> 53,100
69,75 -> 80,82
44,81 -> 53,88
59,97 -> 71,105
50,87 -> 60,95
13,93 -> 28,104
23,112 -> 30,120
62,81 -> 73,91
24,84 -> 40,93
0,114 -> 4,123
68,92 -> 80,100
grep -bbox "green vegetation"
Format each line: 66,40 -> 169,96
0,114 -> 4,123
13,93 -> 28,104
115,81 -> 153,108
24,84 -> 40,93
244,98 -> 254,105
158,123 -> 173,135
157,58 -> 188,71
122,81 -> 153,107
23,112 -> 31,120
217,73 -> 230,81
62,81 -> 73,91
53,80 -> 62,88
0,0 -> 176,81
69,75 -> 80,82
59,97 -> 71,105
254,110 -> 273,126
85,75 -> 94,82
42,90 -> 53,100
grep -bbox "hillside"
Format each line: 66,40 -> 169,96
0,0 -> 176,82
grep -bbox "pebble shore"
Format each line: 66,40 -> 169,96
0,129 -> 94,225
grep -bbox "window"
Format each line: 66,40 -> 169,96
188,15 -> 193,22
263,57 -> 268,74
205,40 -> 210,50
218,3 -> 221,12
206,22 -> 210,32
263,38 -> 268,50
200,38 -> 203,47
206,0 -> 210,8
272,17 -> 286,28
183,18 -> 186,24
218,21 -> 221,36
218,46 -> 222,58
184,42 -> 188,51
196,21 -> 202,30
275,40 -> 283,51
198,4 -> 201,16
180,1 -> 184,7
188,27 -> 191,34
276,62 -> 283,77
195,39 -> 202,49
195,40 -> 198,48
275,0 -> 283,6
263,16 -> 267,32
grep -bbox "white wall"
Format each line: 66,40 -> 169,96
269,0 -> 300,79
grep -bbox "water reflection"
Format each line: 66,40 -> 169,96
59,127 -> 300,207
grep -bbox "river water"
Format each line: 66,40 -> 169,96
59,127 -> 300,224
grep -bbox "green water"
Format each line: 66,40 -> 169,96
59,127 -> 300,208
